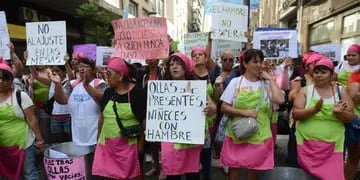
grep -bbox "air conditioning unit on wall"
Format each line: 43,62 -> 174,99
20,7 -> 39,22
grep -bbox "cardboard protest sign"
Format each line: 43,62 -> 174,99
253,30 -> 298,59
310,44 -> 341,61
211,39 -> 242,60
73,44 -> 97,61
211,2 -> 248,42
0,11 -> 10,60
112,17 -> 169,59
146,80 -> 207,144
44,156 -> 86,180
26,21 -> 66,65
96,46 -> 114,66
184,32 -> 208,57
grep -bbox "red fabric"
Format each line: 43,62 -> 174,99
0,146 -> 25,179
348,70 -> 360,83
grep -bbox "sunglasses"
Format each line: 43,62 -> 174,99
222,58 -> 234,62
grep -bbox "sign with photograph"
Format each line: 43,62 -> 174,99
26,21 -> 67,65
184,32 -> 208,58
310,44 -> 341,62
146,80 -> 207,144
112,17 -> 169,59
210,2 -> 248,42
96,46 -> 114,66
0,11 -> 10,60
211,39 -> 242,60
253,30 -> 298,59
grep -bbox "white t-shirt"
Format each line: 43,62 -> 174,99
0,90 -> 35,148
221,76 -> 270,106
49,80 -> 70,115
335,61 -> 360,73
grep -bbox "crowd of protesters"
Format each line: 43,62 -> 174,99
0,33 -> 359,180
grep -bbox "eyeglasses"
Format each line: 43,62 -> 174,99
222,58 -> 234,62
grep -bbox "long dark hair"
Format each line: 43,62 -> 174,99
239,49 -> 264,75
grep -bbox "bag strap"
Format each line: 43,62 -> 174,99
336,84 -> 341,101
16,90 -> 26,120
112,100 -> 126,131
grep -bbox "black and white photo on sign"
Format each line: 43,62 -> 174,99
253,30 -> 298,59
260,39 -> 289,58
310,44 -> 341,62
96,46 -> 114,66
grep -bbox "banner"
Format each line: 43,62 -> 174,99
0,11 -> 10,60
96,46 -> 114,66
26,21 -> 67,65
211,2 -> 248,42
310,44 -> 341,62
184,32 -> 208,57
112,17 -> 169,59
44,156 -> 86,180
253,30 -> 298,59
211,39 -> 242,60
146,80 -> 207,144
73,44 -> 97,61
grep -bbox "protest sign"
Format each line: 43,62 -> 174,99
96,46 -> 114,66
183,32 -> 208,57
310,44 -> 341,61
0,11 -> 10,60
73,44 -> 97,61
112,17 -> 169,59
253,30 -> 298,59
211,2 -> 248,42
44,156 -> 86,180
26,21 -> 66,65
146,80 -> 207,144
211,39 -> 242,60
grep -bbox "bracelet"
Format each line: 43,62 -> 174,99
35,139 -> 44,145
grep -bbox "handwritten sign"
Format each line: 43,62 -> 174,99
96,46 -> 114,66
146,80 -> 207,144
26,21 -> 66,65
112,17 -> 169,59
211,2 -> 248,42
44,156 -> 86,180
184,32 -> 208,57
73,44 -> 97,61
0,11 -> 10,60
310,44 -> 340,62
253,30 -> 298,59
211,39 -> 242,59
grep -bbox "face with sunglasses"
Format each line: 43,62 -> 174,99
221,53 -> 234,72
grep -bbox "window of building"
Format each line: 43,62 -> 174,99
157,0 -> 164,17
310,21 -> 334,44
104,0 -> 121,8
342,12 -> 360,34
129,1 -> 138,16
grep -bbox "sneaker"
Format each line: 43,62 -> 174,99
145,154 -> 153,163
223,166 -> 229,174
158,171 -> 166,180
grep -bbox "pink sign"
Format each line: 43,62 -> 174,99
112,17 -> 169,59
73,44 -> 97,61
44,156 -> 86,180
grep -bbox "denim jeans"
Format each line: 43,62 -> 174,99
21,144 -> 39,180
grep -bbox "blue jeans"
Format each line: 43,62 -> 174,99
21,144 -> 38,180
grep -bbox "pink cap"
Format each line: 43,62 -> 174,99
303,51 -> 322,65
106,57 -> 129,77
347,44 -> 360,54
191,47 -> 207,57
169,52 -> 195,73
314,56 -> 334,71
72,52 -> 85,58
0,56 -> 13,76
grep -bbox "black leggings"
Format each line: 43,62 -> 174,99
166,172 -> 200,180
